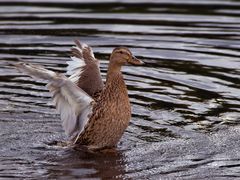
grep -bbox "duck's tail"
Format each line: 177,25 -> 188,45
14,62 -> 57,81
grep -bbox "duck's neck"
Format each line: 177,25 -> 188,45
104,60 -> 130,114
107,60 -> 121,76
105,61 -> 126,93
106,59 -> 122,82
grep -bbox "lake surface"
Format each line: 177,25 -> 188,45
0,0 -> 240,179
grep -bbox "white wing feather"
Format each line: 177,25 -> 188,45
66,56 -> 85,83
66,42 -> 95,83
15,62 -> 93,140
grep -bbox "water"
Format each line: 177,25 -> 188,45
0,0 -> 240,179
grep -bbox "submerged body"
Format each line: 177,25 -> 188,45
15,40 -> 143,150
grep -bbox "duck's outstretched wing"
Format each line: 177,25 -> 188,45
66,40 -> 104,97
15,62 -> 93,141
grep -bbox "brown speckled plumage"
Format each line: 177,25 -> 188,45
76,72 -> 131,149
14,40 -> 144,150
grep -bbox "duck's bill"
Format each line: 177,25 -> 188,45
128,56 -> 144,65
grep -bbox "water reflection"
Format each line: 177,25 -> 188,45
43,148 -> 127,179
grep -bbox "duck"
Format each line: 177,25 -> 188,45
15,40 -> 144,150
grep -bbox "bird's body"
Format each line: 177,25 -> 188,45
76,71 -> 131,149
15,40 -> 143,150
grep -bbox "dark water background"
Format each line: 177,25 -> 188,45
0,0 -> 240,179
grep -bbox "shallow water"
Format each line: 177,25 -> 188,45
0,0 -> 240,179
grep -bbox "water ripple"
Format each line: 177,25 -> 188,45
0,0 -> 240,179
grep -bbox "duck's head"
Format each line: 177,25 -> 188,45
110,47 -> 144,66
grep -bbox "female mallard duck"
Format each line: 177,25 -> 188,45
15,40 -> 144,150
